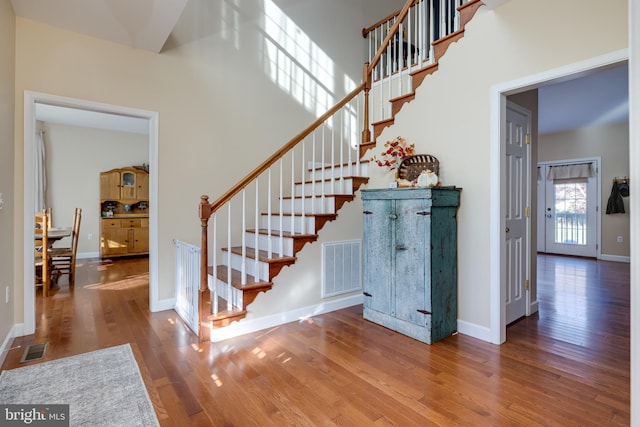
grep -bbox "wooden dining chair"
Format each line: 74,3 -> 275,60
50,208 -> 82,288
35,207 -> 52,229
34,209 -> 50,297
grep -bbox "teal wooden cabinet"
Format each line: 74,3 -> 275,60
361,187 -> 460,344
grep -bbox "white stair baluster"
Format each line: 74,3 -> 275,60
301,140 -> 306,235
213,213 -> 218,315
331,118 -> 335,195
241,189 -> 246,285
311,132 -> 316,214
355,96 -> 361,176
267,168 -> 272,258
279,158 -> 284,256
339,110 -> 344,193
254,180 -> 259,283
227,202 -> 232,312
290,148 -> 296,237
321,125 -> 326,213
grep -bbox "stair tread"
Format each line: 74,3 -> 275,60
246,228 -> 318,239
208,307 -> 247,322
281,194 -> 354,200
390,92 -> 415,103
295,175 -> 368,184
222,246 -> 297,263
372,117 -> 394,126
261,212 -> 337,218
309,160 -> 369,171
209,265 -> 273,290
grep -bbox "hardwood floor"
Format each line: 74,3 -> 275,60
2,254 -> 629,426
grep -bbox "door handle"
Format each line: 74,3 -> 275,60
389,213 -> 397,219
395,245 -> 407,251
505,227 -> 510,233
546,213 -> 552,218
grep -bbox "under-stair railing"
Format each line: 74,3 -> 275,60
362,0 -> 468,125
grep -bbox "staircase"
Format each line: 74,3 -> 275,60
205,163 -> 370,328
192,0 -> 483,342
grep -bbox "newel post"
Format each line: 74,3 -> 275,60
198,195 -> 211,342
362,62 -> 372,144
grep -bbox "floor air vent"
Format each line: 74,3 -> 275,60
20,343 -> 48,363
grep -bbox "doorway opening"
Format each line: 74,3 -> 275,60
537,159 -> 600,258
490,49 -> 629,344
23,91 -> 159,336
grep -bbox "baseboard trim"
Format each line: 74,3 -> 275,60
0,324 -> 23,367
456,319 -> 492,343
77,252 -> 99,260
153,298 -> 176,312
599,254 -> 630,263
210,294 -> 364,342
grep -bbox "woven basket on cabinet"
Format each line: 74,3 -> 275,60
397,154 -> 439,182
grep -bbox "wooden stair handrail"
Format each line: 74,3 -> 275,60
362,6 -> 404,38
202,0 -> 416,220
201,81 -> 366,219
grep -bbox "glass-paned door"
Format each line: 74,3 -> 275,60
538,161 -> 598,257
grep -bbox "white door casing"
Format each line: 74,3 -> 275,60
505,102 -> 531,325
22,91 -> 160,336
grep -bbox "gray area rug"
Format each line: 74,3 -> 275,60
0,344 -> 159,426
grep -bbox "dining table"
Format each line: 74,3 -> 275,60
46,227 -> 72,243
35,226 -> 72,251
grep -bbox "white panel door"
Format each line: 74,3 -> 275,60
505,103 -> 530,325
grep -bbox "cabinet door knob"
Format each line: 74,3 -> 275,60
389,213 -> 397,219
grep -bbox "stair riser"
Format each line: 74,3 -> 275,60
308,163 -> 369,179
244,231 -> 294,257
224,252 -> 270,281
294,179 -> 355,196
281,197 -> 336,215
259,215 -> 317,234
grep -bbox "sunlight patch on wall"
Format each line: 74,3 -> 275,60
221,0 -> 240,50
262,0 -> 335,118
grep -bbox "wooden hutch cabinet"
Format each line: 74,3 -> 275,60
100,167 -> 149,201
361,187 -> 460,344
100,167 -> 149,259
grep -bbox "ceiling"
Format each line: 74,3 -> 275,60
12,0 -> 629,135
11,0 -> 188,53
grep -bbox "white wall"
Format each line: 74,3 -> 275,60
42,122 -> 148,257
539,121 -> 630,258
0,0 -> 15,362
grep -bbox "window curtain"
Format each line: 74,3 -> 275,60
546,162 -> 594,182
34,130 -> 46,212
